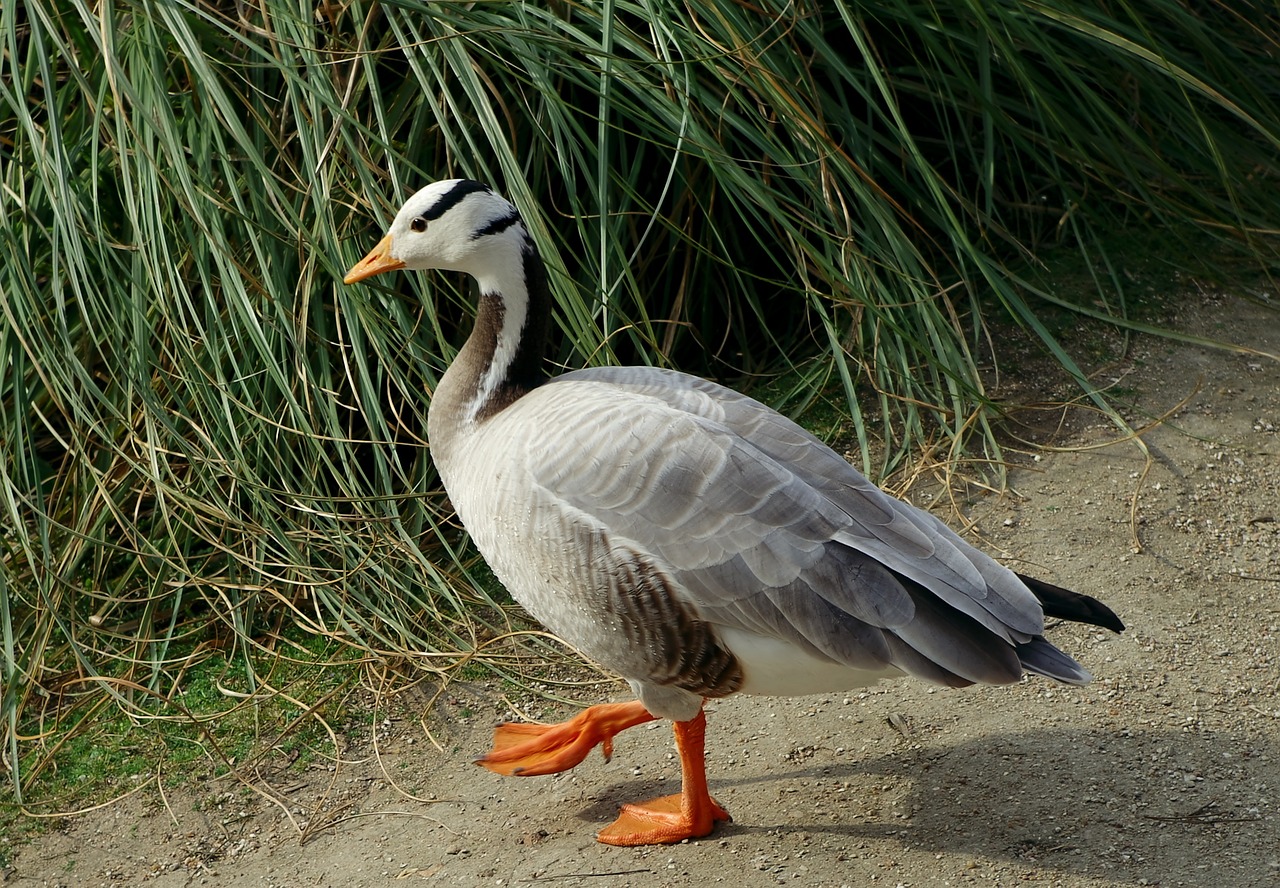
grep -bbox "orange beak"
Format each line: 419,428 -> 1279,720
343,234 -> 405,284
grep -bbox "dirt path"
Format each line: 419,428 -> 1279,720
7,291 -> 1279,888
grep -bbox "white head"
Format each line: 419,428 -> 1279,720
344,179 -> 526,284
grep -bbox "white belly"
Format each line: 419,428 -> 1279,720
718,626 -> 903,696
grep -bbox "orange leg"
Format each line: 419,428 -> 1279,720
476,700 -> 730,845
596,706 -> 730,846
476,700 -> 657,777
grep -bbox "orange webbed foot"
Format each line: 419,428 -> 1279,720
597,706 -> 729,845
597,791 -> 731,846
477,700 -> 730,846
476,700 -> 656,777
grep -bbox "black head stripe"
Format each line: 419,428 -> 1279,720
424,179 -> 492,222
473,210 -> 522,240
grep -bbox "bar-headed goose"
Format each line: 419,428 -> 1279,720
343,179 -> 1124,846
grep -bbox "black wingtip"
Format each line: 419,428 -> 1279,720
1016,573 -> 1126,633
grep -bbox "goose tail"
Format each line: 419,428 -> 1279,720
1012,573 -> 1125,686
1018,573 -> 1126,633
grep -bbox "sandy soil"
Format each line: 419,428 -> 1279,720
5,290 -> 1278,888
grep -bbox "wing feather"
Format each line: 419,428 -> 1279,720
509,366 -> 1062,685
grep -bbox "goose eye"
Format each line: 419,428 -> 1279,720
410,216 -> 428,233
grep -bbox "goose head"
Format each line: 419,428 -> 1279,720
343,179 -> 526,285
344,179 -> 552,429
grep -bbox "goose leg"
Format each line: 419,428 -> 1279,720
476,700 -> 656,776
596,707 -> 730,846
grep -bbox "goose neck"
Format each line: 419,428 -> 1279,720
428,228 -> 551,458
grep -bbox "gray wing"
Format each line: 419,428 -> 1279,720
521,365 -> 1079,687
